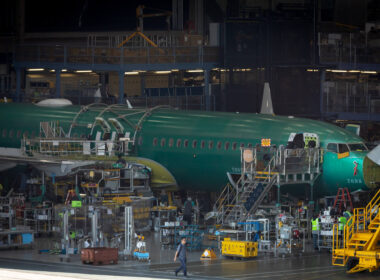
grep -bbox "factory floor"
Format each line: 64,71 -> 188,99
0,232 -> 379,280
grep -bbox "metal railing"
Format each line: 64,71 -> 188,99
14,44 -> 219,66
21,138 -> 132,158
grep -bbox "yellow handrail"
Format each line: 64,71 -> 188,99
366,189 -> 380,223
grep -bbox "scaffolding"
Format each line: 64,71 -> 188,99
332,189 -> 380,273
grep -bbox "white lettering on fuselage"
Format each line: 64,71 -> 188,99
346,178 -> 363,184
231,167 -> 241,173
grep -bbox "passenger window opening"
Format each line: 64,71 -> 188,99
153,137 -> 158,146
232,142 -> 237,150
169,138 -> 174,147
2,129 -> 6,138
225,142 -> 230,150
9,129 -> 14,138
209,141 -> 214,149
192,140 -> 197,148
160,138 -> 166,147
201,140 -> 205,149
138,136 -> 143,146
184,139 -> 189,148
176,139 -> 182,148
217,141 -> 222,149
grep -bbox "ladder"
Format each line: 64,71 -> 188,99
332,188 -> 380,273
333,187 -> 353,213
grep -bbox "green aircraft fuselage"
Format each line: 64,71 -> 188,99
0,103 -> 377,197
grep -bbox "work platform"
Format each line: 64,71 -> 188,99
212,145 -> 322,225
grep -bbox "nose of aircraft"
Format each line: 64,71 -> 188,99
363,145 -> 380,189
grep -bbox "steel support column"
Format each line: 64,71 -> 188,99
55,69 -> 61,98
119,71 -> 124,104
276,184 -> 281,207
204,69 -> 210,111
319,69 -> 325,119
16,68 -> 21,102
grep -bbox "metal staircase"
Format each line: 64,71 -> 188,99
213,148 -> 278,225
332,188 -> 380,273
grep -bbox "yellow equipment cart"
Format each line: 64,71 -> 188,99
332,189 -> 380,273
221,238 -> 258,259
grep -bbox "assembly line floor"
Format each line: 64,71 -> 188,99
0,233 -> 379,280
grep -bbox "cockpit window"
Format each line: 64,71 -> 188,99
338,144 -> 349,153
348,143 -> 368,152
327,143 -> 338,153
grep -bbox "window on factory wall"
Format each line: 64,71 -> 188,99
217,141 -> 222,150
161,138 -> 166,147
232,142 -> 237,150
209,140 -> 214,149
201,140 -> 205,149
225,142 -> 230,150
248,143 -> 253,148
9,129 -> 14,138
240,143 -> 245,148
2,129 -> 6,138
184,139 -> 189,148
192,140 -> 197,148
169,138 -> 174,147
176,139 -> 182,148
16,130 -> 21,138
326,143 -> 338,153
153,137 -> 158,146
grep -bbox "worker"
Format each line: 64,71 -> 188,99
183,197 -> 193,225
338,215 -> 347,231
311,215 -> 320,250
343,209 -> 352,220
174,237 -> 187,277
253,231 -> 261,242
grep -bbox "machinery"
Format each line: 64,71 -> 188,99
332,188 -> 380,273
221,238 -> 258,259
275,213 -> 305,256
318,208 -> 339,251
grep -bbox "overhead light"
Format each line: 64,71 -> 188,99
155,71 -> 171,74
348,70 -> 360,73
331,70 -> 347,73
75,70 -> 92,73
187,69 -> 204,73
62,69 -> 67,72
138,70 -> 146,73
361,71 -> 377,74
171,69 -> 179,72
27,68 -> 44,71
50,70 -> 55,72
306,69 -> 319,72
125,71 -> 139,75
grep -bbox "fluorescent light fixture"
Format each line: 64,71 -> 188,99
75,70 -> 92,73
306,69 -> 319,72
50,70 -> 55,72
125,71 -> 139,75
62,69 -> 67,72
361,71 -> 377,74
187,69 -> 204,73
331,70 -> 347,73
155,71 -> 171,74
348,70 -> 360,73
27,68 -> 44,71
171,69 -> 179,72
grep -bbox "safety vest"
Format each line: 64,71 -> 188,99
338,216 -> 347,231
311,218 -> 320,231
